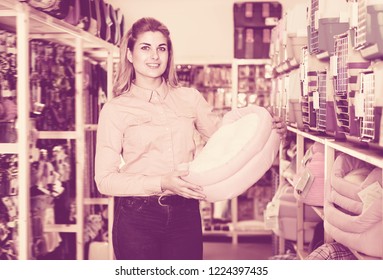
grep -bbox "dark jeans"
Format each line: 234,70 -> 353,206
113,195 -> 203,260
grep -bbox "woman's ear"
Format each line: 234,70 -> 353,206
127,48 -> 133,63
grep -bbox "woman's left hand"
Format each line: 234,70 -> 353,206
272,115 -> 287,142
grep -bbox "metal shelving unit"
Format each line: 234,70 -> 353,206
0,0 -> 118,259
270,0 -> 383,260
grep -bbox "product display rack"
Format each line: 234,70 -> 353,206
0,0 -> 118,260
285,126 -> 383,260
269,0 -> 383,260
230,58 -> 274,244
231,58 -> 272,109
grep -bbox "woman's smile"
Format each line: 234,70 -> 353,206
146,63 -> 161,68
127,31 -> 169,85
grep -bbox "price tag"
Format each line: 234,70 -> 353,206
354,92 -> 365,118
9,177 -> 17,195
358,181 -> 382,212
313,91 -> 320,110
294,169 -> 313,196
330,56 -> 338,77
358,182 -> 382,212
265,17 -> 278,26
264,200 -> 280,230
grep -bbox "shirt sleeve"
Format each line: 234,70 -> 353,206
193,89 -> 222,141
94,102 -> 162,196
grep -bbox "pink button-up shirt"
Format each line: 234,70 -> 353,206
94,80 -> 221,196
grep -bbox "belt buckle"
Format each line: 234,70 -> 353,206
158,194 -> 168,207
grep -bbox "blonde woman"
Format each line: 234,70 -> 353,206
95,17 -> 286,260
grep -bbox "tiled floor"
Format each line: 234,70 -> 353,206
203,235 -> 274,260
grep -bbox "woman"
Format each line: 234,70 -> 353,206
94,17 -> 286,260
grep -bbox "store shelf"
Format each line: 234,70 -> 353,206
234,229 -> 273,236
326,140 -> 383,169
0,0 -> 117,260
203,222 -> 272,238
37,131 -> 77,140
203,230 -> 233,237
85,124 -> 98,131
0,143 -> 18,154
44,224 -> 80,233
287,126 -> 334,145
0,0 -> 119,59
83,197 -> 109,205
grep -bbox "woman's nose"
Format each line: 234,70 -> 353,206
151,49 -> 159,59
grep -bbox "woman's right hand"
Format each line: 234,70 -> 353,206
160,170 -> 206,200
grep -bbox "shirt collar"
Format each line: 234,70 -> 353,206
130,79 -> 169,103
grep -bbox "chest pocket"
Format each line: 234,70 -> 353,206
174,108 -> 195,124
127,115 -> 152,125
175,108 -> 195,130
123,115 -> 152,149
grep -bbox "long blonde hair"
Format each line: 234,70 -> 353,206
113,17 -> 179,96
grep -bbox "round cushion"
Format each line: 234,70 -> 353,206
182,105 -> 280,202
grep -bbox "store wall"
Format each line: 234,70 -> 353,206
107,0 -> 307,64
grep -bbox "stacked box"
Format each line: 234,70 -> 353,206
234,2 -> 282,59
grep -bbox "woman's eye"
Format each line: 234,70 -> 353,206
158,47 -> 167,52
141,46 -> 150,51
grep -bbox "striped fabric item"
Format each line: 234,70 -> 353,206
305,242 -> 357,260
269,251 -> 297,260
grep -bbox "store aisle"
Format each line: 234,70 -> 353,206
203,236 -> 274,260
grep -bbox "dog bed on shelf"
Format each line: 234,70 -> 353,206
324,153 -> 382,257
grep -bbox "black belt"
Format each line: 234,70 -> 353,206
120,195 -> 196,207
156,195 -> 194,207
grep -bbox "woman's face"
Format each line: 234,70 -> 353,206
127,31 -> 169,84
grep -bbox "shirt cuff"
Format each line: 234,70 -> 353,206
142,176 -> 162,195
